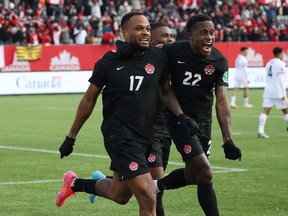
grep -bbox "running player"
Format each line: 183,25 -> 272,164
56,12 -> 197,216
154,14 -> 242,216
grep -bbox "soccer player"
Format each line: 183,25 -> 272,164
89,22 -> 175,216
154,14 -> 242,216
258,47 -> 288,138
56,12 -> 197,216
149,22 -> 174,216
230,47 -> 253,108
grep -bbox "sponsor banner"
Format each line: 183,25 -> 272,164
0,71 -> 91,95
1,42 -> 287,72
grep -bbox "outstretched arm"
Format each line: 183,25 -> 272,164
215,85 -> 242,161
59,83 -> 102,159
68,83 -> 102,138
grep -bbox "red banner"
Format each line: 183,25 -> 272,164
214,42 -> 288,67
1,42 -> 287,72
1,45 -> 116,72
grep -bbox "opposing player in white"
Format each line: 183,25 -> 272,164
258,47 -> 288,138
230,47 -> 253,108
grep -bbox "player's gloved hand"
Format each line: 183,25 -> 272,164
59,136 -> 75,159
177,113 -> 199,135
222,139 -> 242,161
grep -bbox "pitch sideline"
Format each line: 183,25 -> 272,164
0,145 -> 247,185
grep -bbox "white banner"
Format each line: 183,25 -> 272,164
228,67 -> 288,89
0,71 -> 91,95
1,68 -> 287,95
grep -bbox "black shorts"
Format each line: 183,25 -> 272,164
196,121 -> 212,158
148,135 -> 171,168
104,138 -> 150,180
167,115 -> 212,162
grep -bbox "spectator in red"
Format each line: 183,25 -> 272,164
267,24 -> 281,41
28,27 -> 40,46
101,28 -> 115,45
41,28 -> 52,46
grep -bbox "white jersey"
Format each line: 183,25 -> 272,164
263,58 -> 287,98
235,54 -> 248,80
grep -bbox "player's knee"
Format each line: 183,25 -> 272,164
185,166 -> 213,184
113,195 -> 130,205
200,167 -> 213,184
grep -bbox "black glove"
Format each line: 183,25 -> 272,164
222,139 -> 242,161
177,113 -> 199,135
59,136 -> 75,159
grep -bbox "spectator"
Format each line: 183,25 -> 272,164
101,28 -> 115,45
73,23 -> 87,44
89,15 -> 99,37
28,27 -> 40,46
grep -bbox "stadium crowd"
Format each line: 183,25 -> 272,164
0,0 -> 287,46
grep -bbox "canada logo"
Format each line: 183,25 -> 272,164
145,63 -> 155,74
204,64 -> 215,75
129,161 -> 138,171
147,154 -> 156,162
183,145 -> 192,154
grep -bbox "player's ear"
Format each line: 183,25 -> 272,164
122,28 -> 128,40
187,32 -> 193,40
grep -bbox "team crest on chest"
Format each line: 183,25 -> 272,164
204,64 -> 215,75
145,63 -> 155,74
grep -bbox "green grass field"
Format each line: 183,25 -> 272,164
0,89 -> 287,216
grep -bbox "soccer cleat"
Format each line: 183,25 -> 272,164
257,133 -> 269,139
244,103 -> 253,108
230,104 -> 238,109
89,170 -> 105,203
56,171 -> 77,207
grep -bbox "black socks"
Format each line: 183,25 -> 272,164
197,183 -> 219,216
157,168 -> 189,191
71,178 -> 98,195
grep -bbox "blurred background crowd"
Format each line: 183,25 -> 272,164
0,0 -> 287,46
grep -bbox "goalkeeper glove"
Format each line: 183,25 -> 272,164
222,139 -> 242,161
177,113 -> 199,135
59,136 -> 75,159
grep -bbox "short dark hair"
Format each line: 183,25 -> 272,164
273,47 -> 283,56
241,47 -> 248,52
150,22 -> 169,31
120,12 -> 145,30
186,14 -> 212,32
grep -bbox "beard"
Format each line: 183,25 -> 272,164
129,41 -> 149,53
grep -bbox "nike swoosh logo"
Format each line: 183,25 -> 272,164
117,66 -> 125,70
177,61 -> 186,64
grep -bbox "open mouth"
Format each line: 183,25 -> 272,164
140,38 -> 150,46
203,43 -> 212,53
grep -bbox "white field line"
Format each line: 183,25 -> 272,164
0,145 -> 247,185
